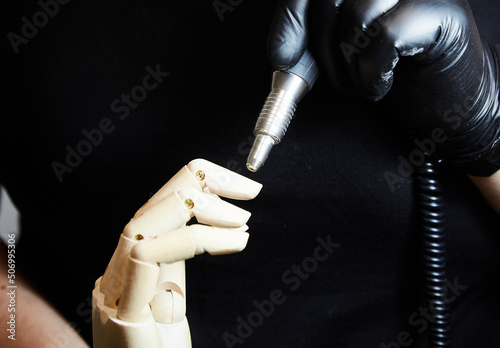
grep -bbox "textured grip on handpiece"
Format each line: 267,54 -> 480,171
286,49 -> 319,88
246,50 -> 319,172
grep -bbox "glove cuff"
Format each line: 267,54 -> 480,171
445,129 -> 500,176
441,43 -> 500,177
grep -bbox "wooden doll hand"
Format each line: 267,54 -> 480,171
92,159 -> 262,348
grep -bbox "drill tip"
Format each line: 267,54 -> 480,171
246,163 -> 260,173
246,134 -> 275,172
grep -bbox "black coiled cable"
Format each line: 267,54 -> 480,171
415,160 -> 451,347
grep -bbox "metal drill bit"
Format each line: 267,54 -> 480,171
246,49 -> 318,172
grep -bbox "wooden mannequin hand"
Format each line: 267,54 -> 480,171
92,159 -> 262,348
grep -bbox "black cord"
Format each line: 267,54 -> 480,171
416,160 -> 451,347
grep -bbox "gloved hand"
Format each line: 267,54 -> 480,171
268,0 -> 500,176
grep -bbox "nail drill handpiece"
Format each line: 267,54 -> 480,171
246,50 -> 319,172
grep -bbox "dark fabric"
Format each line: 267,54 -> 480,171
1,1 -> 499,347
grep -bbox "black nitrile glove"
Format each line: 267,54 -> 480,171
268,0 -> 500,176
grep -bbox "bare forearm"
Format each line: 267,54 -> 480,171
469,170 -> 500,215
0,244 -> 89,347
